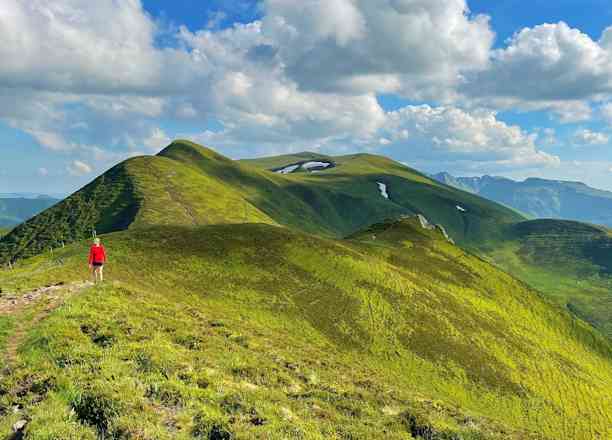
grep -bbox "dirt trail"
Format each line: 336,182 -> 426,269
1,281 -> 93,365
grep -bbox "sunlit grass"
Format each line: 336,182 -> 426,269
1,222 -> 610,438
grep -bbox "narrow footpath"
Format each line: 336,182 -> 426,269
1,281 -> 93,365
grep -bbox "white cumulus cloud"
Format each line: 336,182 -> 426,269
379,105 -> 560,170
262,0 -> 494,98
67,160 -> 93,176
573,129 -> 610,145
0,0 -> 597,180
464,22 -> 612,118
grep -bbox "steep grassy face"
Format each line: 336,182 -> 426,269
0,143 -> 284,265
510,220 -> 612,275
1,223 -> 611,439
485,219 -> 612,338
0,163 -> 139,264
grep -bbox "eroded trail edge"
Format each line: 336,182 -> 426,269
1,281 -> 93,365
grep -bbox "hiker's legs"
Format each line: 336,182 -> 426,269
92,266 -> 102,283
90,265 -> 96,283
98,265 -> 104,283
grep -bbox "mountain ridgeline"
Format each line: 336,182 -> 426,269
433,171 -> 612,226
1,141 -> 612,438
0,141 -> 522,264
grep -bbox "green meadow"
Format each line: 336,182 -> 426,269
1,141 -> 611,439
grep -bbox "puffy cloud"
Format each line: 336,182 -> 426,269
261,0 -> 494,98
184,104 -> 559,173
143,128 -> 172,152
464,22 -> 612,115
378,105 -> 559,171
0,0 -> 159,94
0,0 -> 587,181
178,22 -> 387,155
573,129 -> 610,145
67,160 -> 92,176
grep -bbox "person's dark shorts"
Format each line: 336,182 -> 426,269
92,262 -> 104,267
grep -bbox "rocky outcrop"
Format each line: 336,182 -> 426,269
416,214 -> 454,244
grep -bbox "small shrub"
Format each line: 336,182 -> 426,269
133,350 -> 154,373
146,382 -> 185,407
72,389 -> 122,434
192,412 -> 233,439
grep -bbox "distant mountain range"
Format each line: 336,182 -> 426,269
432,172 -> 612,227
0,192 -> 64,199
0,195 -> 59,227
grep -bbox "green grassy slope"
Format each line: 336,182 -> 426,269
0,145 -> 281,265
0,141 -> 525,265
1,222 -> 610,439
3,141 -> 612,341
486,219 -> 612,338
0,162 -> 140,264
241,149 -> 525,245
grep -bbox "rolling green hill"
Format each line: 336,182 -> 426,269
0,140 -> 523,265
2,140 -> 612,438
1,221 -> 610,438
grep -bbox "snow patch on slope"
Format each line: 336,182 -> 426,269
276,164 -> 300,174
302,161 -> 332,170
456,205 -> 467,212
274,161 -> 333,174
377,182 -> 389,199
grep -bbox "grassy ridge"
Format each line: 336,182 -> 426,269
1,141 -> 524,266
0,222 -> 610,438
2,141 -> 612,438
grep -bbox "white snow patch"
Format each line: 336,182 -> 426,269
302,161 -> 331,170
456,205 -> 467,212
276,164 -> 300,174
377,182 -> 389,199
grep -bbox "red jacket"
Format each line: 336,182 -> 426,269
89,245 -> 107,264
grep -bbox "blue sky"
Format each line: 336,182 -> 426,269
2,0 -> 612,194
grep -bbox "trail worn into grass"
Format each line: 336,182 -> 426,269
0,281 -> 93,364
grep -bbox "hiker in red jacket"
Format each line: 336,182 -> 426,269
89,237 -> 107,284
